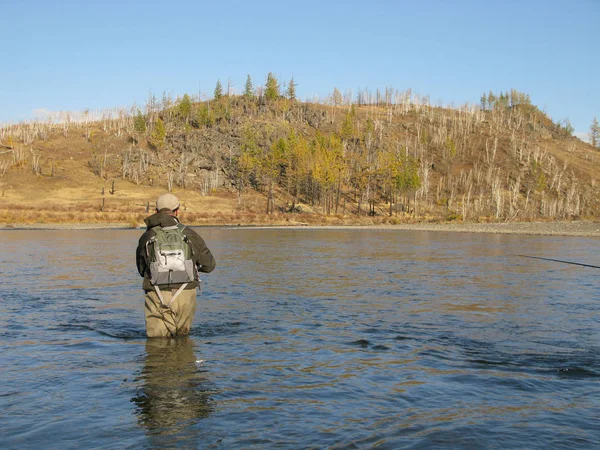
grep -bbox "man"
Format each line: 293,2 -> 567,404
136,193 -> 216,337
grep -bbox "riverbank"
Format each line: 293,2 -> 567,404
240,221 -> 600,236
2,220 -> 599,236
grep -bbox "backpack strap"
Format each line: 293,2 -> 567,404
161,223 -> 188,240
169,283 -> 188,306
154,283 -> 189,308
176,223 -> 188,240
153,284 -> 165,305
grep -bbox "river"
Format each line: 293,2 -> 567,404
1,228 -> 598,449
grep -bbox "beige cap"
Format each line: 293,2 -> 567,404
156,193 -> 180,211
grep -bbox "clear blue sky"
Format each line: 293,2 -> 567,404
1,0 -> 598,139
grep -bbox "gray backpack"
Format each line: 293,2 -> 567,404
146,223 -> 196,306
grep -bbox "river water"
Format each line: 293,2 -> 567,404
0,228 -> 598,449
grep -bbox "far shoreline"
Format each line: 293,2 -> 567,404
1,220 -> 599,237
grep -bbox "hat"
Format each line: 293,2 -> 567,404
156,193 -> 180,211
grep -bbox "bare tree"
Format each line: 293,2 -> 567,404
589,117 -> 599,148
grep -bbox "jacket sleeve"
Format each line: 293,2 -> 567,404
136,232 -> 151,277
184,227 -> 216,273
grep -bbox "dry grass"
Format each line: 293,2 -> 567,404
0,196 -> 425,227
0,157 -> 424,226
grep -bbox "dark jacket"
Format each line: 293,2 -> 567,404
136,211 -> 216,291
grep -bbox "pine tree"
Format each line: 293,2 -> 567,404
214,80 -> 223,100
150,117 -> 166,148
265,72 -> 279,101
590,117 -> 600,148
196,104 -> 214,127
177,93 -> 192,122
498,91 -> 507,108
133,110 -> 146,135
340,111 -> 354,141
244,74 -> 254,98
287,76 -> 297,100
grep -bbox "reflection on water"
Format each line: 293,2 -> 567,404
132,338 -> 213,442
0,228 -> 598,449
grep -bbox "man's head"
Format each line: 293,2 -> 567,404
156,193 -> 180,215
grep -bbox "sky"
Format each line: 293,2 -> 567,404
1,0 -> 599,139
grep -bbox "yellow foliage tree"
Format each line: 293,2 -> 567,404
312,133 -> 344,214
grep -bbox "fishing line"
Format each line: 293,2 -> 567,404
515,254 -> 600,269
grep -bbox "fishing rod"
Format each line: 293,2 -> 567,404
515,254 -> 600,269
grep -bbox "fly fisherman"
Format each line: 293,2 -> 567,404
136,193 -> 216,337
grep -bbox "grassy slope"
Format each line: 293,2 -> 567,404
1,99 -> 599,226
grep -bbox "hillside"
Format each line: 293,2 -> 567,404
1,88 -> 599,227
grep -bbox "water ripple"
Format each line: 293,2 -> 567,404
0,229 -> 599,449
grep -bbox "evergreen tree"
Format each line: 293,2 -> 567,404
214,80 -> 223,100
177,93 -> 192,122
265,72 -> 279,101
244,74 -> 254,98
498,91 -> 507,108
340,111 -> 354,141
133,109 -> 146,135
396,155 -> 421,199
287,76 -> 297,100
150,117 -> 166,148
589,117 -> 600,148
196,104 -> 214,128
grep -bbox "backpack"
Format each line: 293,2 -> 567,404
145,223 -> 196,306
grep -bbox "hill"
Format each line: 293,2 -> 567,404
1,88 -> 599,227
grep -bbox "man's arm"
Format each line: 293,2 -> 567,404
184,227 -> 216,273
136,232 -> 151,277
